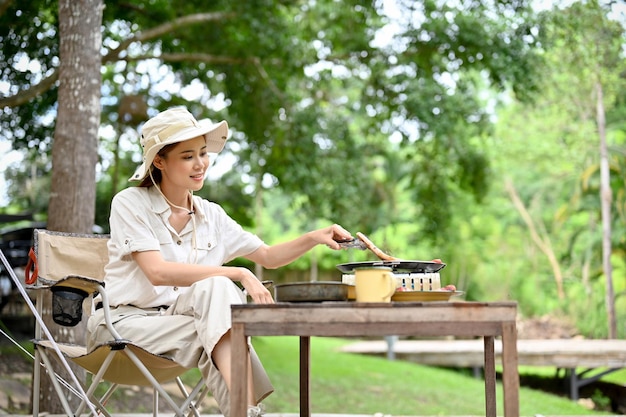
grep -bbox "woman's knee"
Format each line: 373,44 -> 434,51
189,275 -> 244,306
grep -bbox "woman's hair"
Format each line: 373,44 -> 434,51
137,143 -> 177,187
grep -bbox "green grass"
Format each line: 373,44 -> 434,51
601,367 -> 626,385
239,336 -> 616,416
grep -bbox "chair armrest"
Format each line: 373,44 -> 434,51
53,275 -> 102,295
26,275 -> 103,296
96,284 -> 125,341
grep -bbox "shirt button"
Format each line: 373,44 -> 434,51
177,240 -> 182,245
207,242 -> 212,248
173,286 -> 178,291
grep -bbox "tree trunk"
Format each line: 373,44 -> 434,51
596,81 -> 617,339
254,175 -> 264,280
37,0 -> 103,413
47,0 -> 102,234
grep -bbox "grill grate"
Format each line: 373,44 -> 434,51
342,272 -> 441,291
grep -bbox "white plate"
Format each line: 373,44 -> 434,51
391,290 -> 464,302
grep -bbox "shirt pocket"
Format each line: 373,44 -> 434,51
195,233 -> 218,253
155,227 -> 172,245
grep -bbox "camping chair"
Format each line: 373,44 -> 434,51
27,229 -> 209,417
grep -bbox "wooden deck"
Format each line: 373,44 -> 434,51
3,414 -> 618,417
341,338 -> 626,400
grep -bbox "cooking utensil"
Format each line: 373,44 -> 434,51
335,238 -> 367,250
355,232 -> 398,261
336,260 -> 446,274
274,281 -> 351,302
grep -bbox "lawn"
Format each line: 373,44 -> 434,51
246,336 -> 616,416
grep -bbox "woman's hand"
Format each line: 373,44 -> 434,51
309,224 -> 353,250
237,267 -> 274,304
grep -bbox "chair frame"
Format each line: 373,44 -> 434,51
28,229 -> 209,417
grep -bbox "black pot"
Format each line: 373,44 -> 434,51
274,281 -> 350,302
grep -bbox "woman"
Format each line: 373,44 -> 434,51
87,106 -> 353,416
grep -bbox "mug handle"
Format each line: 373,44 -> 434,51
384,271 -> 396,298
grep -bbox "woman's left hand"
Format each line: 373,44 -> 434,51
238,267 -> 275,304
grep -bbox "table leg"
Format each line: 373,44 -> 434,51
483,336 -> 496,417
231,323 -> 248,417
300,336 -> 311,417
501,321 -> 520,417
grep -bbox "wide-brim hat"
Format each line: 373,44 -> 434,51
130,107 -> 229,181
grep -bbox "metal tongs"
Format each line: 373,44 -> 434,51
335,238 -> 368,250
335,232 -> 399,261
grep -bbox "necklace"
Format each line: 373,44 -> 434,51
149,170 -> 199,263
148,170 -> 195,215
163,191 -> 194,215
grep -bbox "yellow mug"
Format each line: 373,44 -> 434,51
354,267 -> 396,302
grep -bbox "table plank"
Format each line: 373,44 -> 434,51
241,321 -> 506,337
232,302 -> 517,325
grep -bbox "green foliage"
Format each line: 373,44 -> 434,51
1,0 -> 541,240
564,279 -> 611,338
0,0 -> 59,153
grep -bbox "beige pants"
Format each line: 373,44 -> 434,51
87,276 -> 274,416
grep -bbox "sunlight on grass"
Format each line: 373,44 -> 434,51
251,336 -> 614,416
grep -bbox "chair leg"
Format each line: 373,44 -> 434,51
73,381 -> 113,417
32,291 -> 44,417
123,348 -> 187,417
183,380 -> 209,417
176,377 -> 201,417
38,347 -> 84,416
74,349 -> 119,416
32,348 -> 42,417
97,383 -> 118,415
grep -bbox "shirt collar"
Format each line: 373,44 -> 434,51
146,186 -> 207,221
146,186 -> 170,215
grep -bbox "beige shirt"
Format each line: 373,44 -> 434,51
103,186 -> 263,308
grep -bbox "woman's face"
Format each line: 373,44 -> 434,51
154,136 -> 210,192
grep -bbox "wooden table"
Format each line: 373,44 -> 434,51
230,302 -> 519,417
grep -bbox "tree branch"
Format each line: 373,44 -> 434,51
120,53 -> 288,105
0,71 -> 58,108
504,178 -> 565,299
1,11 -> 287,109
252,57 -> 287,103
1,12 -> 233,108
118,53 -> 250,65
102,12 -> 234,63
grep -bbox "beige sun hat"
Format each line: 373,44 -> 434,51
129,107 -> 229,181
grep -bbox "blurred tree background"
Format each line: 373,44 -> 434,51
1,0 -> 625,338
